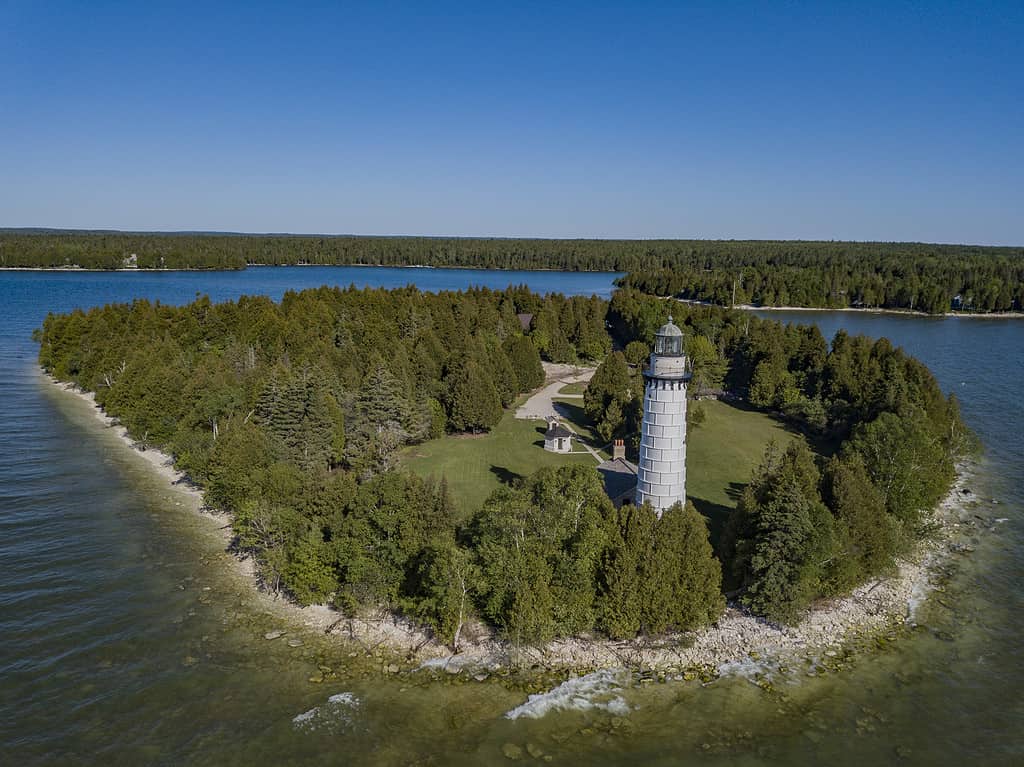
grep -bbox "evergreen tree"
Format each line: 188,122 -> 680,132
822,453 -> 902,592
721,442 -> 836,624
346,363 -> 412,475
485,337 -> 518,407
598,501 -> 723,637
255,365 -> 334,471
471,487 -> 558,642
470,466 -> 609,642
644,501 -> 724,631
741,483 -> 834,624
504,335 -> 545,391
206,417 -> 278,511
584,351 -> 635,442
597,502 -> 657,638
445,357 -> 503,432
324,392 -> 346,467
282,530 -> 338,605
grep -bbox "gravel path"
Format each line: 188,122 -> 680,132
514,363 -> 595,421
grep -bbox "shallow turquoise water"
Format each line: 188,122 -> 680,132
0,272 -> 1020,765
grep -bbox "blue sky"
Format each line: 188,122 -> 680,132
1,1 -> 1021,244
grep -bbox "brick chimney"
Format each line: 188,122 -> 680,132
612,439 -> 625,461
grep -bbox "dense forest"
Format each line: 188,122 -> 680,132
4,230 -> 1022,313
618,252 -> 1024,313
37,284 -> 973,643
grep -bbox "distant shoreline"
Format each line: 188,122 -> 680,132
674,297 -> 1024,319
0,266 -> 241,273
5,266 -> 1022,317
0,263 -> 618,275
42,368 -> 984,681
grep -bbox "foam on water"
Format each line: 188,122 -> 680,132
505,669 -> 631,720
417,656 -> 450,670
717,656 -> 775,684
416,653 -> 485,673
292,692 -> 360,732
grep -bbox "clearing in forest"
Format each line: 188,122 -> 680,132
401,398 -> 802,532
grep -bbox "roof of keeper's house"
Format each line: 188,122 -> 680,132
545,421 -> 574,439
597,457 -> 639,499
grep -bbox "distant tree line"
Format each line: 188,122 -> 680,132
618,248 -> 1024,314
37,284 -> 973,643
4,229 -> 1022,315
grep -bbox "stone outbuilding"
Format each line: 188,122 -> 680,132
544,418 -> 574,453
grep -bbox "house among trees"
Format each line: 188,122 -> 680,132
544,418 -> 574,453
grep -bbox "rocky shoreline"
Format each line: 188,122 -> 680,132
45,370 -> 980,683
300,468 -> 975,680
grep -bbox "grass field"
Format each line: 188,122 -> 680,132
399,413 -> 595,519
686,399 -> 803,541
557,381 -> 588,395
400,398 -> 802,535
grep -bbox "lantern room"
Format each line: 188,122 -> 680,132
653,316 -> 684,357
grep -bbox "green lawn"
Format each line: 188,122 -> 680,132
557,381 -> 588,395
399,412 -> 594,519
400,398 -> 802,535
686,399 -> 803,542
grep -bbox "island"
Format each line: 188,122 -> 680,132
37,283 -> 976,674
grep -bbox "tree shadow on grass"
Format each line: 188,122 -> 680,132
725,481 -> 746,503
553,400 -> 591,426
533,423 -> 549,448
490,465 -> 524,488
690,496 -> 735,548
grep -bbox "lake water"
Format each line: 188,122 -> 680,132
1,270 -> 1021,766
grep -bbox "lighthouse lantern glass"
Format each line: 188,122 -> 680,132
655,332 -> 683,357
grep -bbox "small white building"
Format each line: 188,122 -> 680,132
544,418 -> 574,453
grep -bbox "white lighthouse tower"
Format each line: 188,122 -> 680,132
635,316 -> 691,514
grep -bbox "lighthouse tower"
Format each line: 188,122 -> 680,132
635,316 -> 691,514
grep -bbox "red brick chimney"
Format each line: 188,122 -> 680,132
612,439 -> 625,461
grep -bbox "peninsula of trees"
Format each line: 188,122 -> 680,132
37,284 -> 974,645
5,229 -> 1022,313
